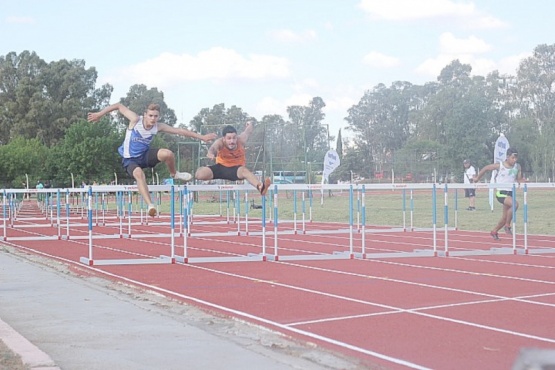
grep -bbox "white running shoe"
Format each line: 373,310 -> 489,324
173,171 -> 193,182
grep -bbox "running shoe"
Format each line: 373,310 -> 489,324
173,171 -> 193,182
148,205 -> 157,217
504,225 -> 512,234
257,177 -> 272,196
490,231 -> 499,240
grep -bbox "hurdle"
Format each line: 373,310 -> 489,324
173,185 -> 265,264
515,183 -> 555,255
80,185 -> 177,266
436,182 -> 555,257
172,182 -> 454,263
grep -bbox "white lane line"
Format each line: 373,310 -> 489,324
182,263 -> 555,345
1,244 -> 431,370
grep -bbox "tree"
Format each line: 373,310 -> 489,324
514,43 -> 555,179
50,120 -> 123,186
0,51 -> 109,146
345,82 -> 414,177
336,129 -> 343,159
0,136 -> 48,187
118,84 -> 177,128
413,61 -> 500,176
188,103 -> 256,170
286,97 -> 327,171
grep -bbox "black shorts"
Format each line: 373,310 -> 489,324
496,190 -> 513,205
464,188 -> 475,198
122,149 -> 160,177
208,163 -> 241,181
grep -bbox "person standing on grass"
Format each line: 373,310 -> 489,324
463,159 -> 476,211
473,147 -> 523,240
88,103 -> 217,217
195,120 -> 271,195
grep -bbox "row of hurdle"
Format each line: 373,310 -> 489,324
2,182 -> 555,266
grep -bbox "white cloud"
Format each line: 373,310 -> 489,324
358,0 -> 505,29
467,15 -> 508,29
439,32 -> 491,54
358,0 -> 474,21
6,16 -> 35,24
415,32 -> 498,77
292,78 -> 320,91
497,52 -> 531,75
362,51 -> 400,68
116,47 -> 290,88
255,93 -> 314,118
416,53 -> 497,78
270,29 -> 317,43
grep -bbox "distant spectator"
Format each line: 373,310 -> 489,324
463,159 -> 476,211
36,180 -> 44,202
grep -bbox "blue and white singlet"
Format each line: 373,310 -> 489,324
118,117 -> 158,158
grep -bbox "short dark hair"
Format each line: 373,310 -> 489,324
506,147 -> 518,157
222,125 -> 237,137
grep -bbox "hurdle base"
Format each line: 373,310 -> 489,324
79,255 -> 174,266
262,251 -> 353,261
520,248 -> 555,255
175,254 -> 265,264
358,249 -> 436,259
446,247 -> 517,257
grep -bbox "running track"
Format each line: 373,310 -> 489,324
3,202 -> 555,369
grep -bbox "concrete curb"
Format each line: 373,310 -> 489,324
0,317 -> 60,370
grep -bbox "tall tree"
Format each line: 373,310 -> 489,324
514,43 -> 555,179
49,120 -> 123,186
0,51 -> 110,146
0,136 -> 48,187
336,129 -> 343,158
118,84 -> 177,128
345,82 -> 414,177
286,97 -> 327,167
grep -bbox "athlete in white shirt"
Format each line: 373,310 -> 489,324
88,103 -> 216,217
463,159 -> 476,210
473,148 -> 523,240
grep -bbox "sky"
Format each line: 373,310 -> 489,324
1,0 -> 554,141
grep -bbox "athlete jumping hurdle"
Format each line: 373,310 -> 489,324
88,103 -> 217,217
195,120 -> 271,196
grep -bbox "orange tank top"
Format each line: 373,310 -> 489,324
216,141 -> 246,167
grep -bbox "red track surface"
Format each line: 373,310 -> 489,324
4,201 -> 555,369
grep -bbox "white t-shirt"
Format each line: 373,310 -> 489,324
496,161 -> 519,191
463,165 -> 476,184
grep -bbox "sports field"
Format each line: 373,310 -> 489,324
2,182 -> 555,369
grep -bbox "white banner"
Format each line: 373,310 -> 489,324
322,150 -> 340,182
489,134 -> 509,211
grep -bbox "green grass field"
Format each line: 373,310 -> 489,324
149,187 -> 555,236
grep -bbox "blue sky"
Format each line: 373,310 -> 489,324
2,0 -> 553,140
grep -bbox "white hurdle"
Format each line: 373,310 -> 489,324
80,185 -> 177,266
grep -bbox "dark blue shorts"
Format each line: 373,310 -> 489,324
122,149 -> 160,177
464,188 -> 475,197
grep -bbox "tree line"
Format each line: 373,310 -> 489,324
1,44 -> 555,188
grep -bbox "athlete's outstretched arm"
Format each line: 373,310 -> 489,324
238,120 -> 254,145
157,123 -> 217,143
87,103 -> 139,125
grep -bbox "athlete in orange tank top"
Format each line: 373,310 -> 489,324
195,121 -> 271,195
216,141 -> 246,167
